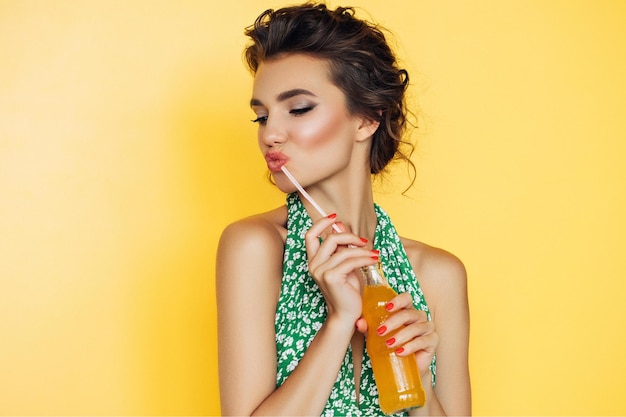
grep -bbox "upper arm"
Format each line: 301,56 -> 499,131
418,247 -> 472,416
216,218 -> 284,415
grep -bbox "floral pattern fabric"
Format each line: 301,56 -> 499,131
276,193 -> 435,416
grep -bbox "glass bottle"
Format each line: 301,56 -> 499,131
360,261 -> 426,414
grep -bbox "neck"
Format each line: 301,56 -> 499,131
299,169 -> 377,243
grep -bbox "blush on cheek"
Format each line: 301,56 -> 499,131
298,110 -> 352,149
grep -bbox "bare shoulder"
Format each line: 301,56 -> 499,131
219,205 -> 288,250
401,237 -> 466,282
216,205 -> 288,301
400,237 -> 467,315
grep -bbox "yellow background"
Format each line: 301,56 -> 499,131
1,0 -> 625,415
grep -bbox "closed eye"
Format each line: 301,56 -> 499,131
252,105 -> 315,124
251,116 -> 268,125
290,106 -> 315,116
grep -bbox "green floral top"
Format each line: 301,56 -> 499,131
276,193 -> 435,416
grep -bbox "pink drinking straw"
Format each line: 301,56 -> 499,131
281,166 -> 343,233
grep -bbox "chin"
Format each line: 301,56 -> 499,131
275,183 -> 298,194
270,173 -> 298,194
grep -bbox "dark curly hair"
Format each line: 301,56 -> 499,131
244,2 -> 416,180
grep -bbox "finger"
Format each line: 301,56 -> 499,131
304,215 -> 340,256
379,306 -> 432,340
306,231 -> 368,264
379,307 -> 428,336
355,317 -> 368,334
394,331 -> 439,363
310,251 -> 378,285
317,244 -> 375,269
382,319 -> 435,350
333,221 -> 348,233
384,292 -> 415,313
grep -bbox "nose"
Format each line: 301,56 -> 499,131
259,116 -> 287,147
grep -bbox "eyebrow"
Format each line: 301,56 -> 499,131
250,88 -> 317,107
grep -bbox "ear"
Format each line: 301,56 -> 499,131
355,115 -> 381,142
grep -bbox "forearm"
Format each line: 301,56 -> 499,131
408,374 -> 446,417
252,316 -> 355,416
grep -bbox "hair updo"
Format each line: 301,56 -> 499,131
244,2 -> 415,179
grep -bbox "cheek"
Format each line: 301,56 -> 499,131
297,111 -> 353,149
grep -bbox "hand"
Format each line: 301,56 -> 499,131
375,292 -> 439,378
304,215 -> 378,327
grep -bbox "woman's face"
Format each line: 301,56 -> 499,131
250,54 -> 371,192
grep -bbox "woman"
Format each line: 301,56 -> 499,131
217,3 -> 470,416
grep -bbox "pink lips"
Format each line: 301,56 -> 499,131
265,151 -> 288,173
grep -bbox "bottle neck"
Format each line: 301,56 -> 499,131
360,261 -> 388,287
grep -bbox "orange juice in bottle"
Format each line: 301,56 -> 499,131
361,262 -> 426,414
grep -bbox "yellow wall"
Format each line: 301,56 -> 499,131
1,0 -> 625,415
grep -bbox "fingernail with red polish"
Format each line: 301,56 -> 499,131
395,347 -> 405,354
360,237 -> 368,243
376,325 -> 386,335
371,250 -> 380,254
327,213 -> 337,219
386,337 -> 396,346
371,255 -> 379,260
385,302 -> 394,311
